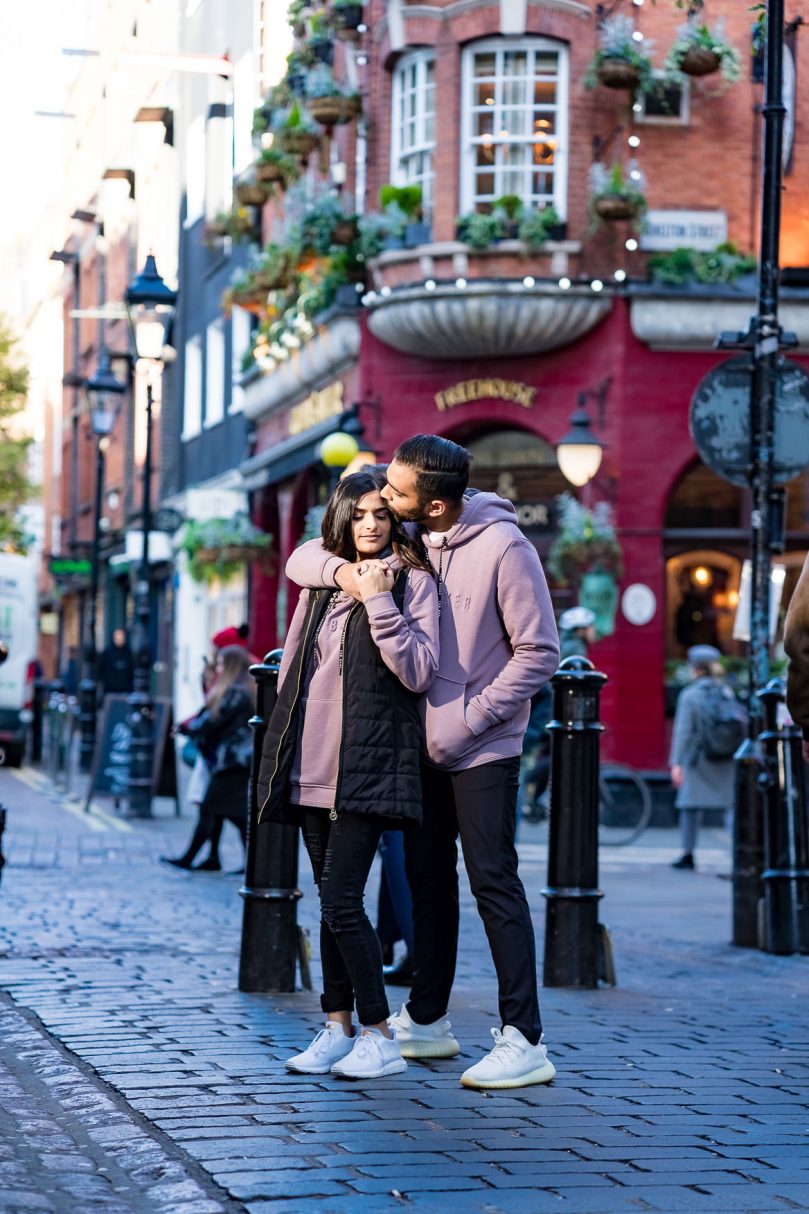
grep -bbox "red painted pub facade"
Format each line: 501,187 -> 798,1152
241,0 -> 809,772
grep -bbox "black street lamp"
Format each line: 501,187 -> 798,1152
123,255 -> 178,818
77,350 -> 126,772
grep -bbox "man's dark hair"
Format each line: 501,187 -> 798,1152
321,468 -> 430,569
392,434 -> 470,503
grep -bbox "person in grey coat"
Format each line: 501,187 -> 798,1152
669,645 -> 736,870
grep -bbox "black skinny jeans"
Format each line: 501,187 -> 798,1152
404,756 -> 542,1044
300,808 -> 389,1026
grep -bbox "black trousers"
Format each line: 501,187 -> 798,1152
300,808 -> 389,1026
404,756 -> 542,1044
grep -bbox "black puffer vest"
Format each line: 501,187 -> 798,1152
257,571 -> 423,826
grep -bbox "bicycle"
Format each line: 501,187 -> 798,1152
521,761 -> 653,847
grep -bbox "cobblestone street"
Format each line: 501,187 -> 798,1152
0,764 -> 808,1214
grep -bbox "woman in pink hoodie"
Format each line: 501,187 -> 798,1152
257,470 -> 439,1081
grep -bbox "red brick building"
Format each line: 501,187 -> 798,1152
243,0 -> 809,770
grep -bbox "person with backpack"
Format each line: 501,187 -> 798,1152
669,644 -> 746,870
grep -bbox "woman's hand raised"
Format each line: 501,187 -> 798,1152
356,560 -> 394,600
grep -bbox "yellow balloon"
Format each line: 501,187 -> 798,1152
320,431 -> 360,468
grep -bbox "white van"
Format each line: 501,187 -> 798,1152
0,552 -> 38,766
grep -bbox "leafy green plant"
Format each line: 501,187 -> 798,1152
548,494 -> 623,587
205,206 -> 258,244
297,192 -> 353,255
379,183 -> 423,219
584,15 -> 656,93
181,516 -> 272,585
647,242 -> 757,286
304,63 -> 347,98
518,205 -> 563,250
255,146 -> 302,186
492,195 -> 523,221
0,317 -> 33,554
456,211 -> 502,249
664,19 -> 741,84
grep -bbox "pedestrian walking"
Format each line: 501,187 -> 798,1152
558,606 -> 596,661
784,554 -> 809,762
669,644 -> 745,870
376,830 -> 414,984
98,629 -> 134,697
258,470 -> 439,1081
162,646 -> 254,870
287,435 -> 559,1089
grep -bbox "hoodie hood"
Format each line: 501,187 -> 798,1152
421,491 -> 519,550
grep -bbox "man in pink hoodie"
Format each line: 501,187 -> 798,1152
286,434 -> 560,1088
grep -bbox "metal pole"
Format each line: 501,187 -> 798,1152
239,650 -> 302,993
30,677 -> 45,764
0,805 -> 6,889
542,655 -> 608,989
733,0 -> 786,943
78,438 -> 105,772
127,379 -> 154,817
758,678 -> 809,954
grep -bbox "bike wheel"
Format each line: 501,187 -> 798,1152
598,764 -> 652,846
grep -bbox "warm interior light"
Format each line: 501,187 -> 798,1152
728,589 -> 739,607
691,565 -> 713,588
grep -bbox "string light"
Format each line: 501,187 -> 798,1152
523,275 -> 535,288
558,276 -> 571,289
591,279 -> 604,292
628,135 -> 640,148
632,101 -> 643,113
614,269 -> 627,282
631,30 -> 644,42
455,277 -> 467,288
380,285 -> 391,296
357,54 -> 368,65
625,238 -> 639,251
425,279 -> 437,291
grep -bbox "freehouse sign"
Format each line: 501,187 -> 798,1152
435,379 -> 537,412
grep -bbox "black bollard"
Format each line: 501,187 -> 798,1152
239,650 -> 302,992
732,737 -> 766,948
30,677 -> 45,764
758,679 -> 809,955
542,655 -> 609,988
0,805 -> 6,887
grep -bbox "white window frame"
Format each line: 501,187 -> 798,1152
182,335 -> 202,441
390,49 -> 436,220
185,115 -> 206,227
636,74 -> 690,126
204,319 -> 225,429
230,308 -> 252,413
460,37 -> 569,218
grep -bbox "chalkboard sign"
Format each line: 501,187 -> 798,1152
85,695 -> 178,812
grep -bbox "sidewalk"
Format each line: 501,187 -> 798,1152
0,764 -> 807,1214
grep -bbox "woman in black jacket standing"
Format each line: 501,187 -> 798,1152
257,470 -> 439,1081
163,646 -> 255,868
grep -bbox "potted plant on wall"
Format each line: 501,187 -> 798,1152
585,15 -> 655,92
255,147 -> 301,187
589,161 -> 647,224
180,515 -> 273,586
234,178 -> 273,208
548,494 -> 623,639
379,184 -> 431,247
204,205 -> 258,245
519,204 -> 566,249
272,102 -> 321,162
455,210 -> 502,249
664,18 -> 741,83
332,0 -> 364,39
304,64 -> 362,129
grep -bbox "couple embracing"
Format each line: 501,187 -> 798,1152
257,434 -> 560,1089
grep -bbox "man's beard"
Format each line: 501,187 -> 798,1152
389,501 -> 430,525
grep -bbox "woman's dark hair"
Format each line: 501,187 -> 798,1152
392,434 -> 470,504
206,645 -> 255,716
321,469 -> 431,570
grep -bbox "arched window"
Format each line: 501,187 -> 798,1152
461,37 -> 569,215
391,50 -> 436,220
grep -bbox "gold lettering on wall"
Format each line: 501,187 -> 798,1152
288,382 -> 345,435
434,379 -> 537,412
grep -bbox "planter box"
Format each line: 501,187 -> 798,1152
405,222 -> 432,248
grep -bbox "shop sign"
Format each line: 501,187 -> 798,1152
435,378 -> 536,412
640,209 -> 728,252
288,382 -> 344,435
49,556 -> 92,580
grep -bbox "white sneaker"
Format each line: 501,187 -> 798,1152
460,1026 -> 556,1090
285,1021 -> 355,1074
388,1004 -> 460,1059
331,1028 -> 407,1079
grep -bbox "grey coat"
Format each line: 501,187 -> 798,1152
669,677 -> 735,810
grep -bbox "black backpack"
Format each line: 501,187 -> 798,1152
696,679 -> 747,761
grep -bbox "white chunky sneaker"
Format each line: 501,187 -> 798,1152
460,1026 -> 556,1090
285,1022 -> 356,1075
331,1028 -> 407,1079
388,1004 -> 461,1059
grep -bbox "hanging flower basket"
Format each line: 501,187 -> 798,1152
594,196 -> 642,222
307,94 -> 361,129
235,181 -> 271,207
275,128 -> 321,159
597,57 -> 640,90
181,516 -> 273,586
548,495 -> 623,589
195,544 -> 269,566
230,285 -> 270,312
332,217 -> 359,246
680,45 -> 722,76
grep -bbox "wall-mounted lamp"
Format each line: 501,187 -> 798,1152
556,377 -> 612,489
